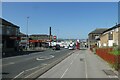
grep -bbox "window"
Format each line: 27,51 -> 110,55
95,35 -> 99,39
11,27 -> 16,35
0,24 -> 2,35
16,28 -> 19,35
7,26 -> 12,35
2,25 -> 6,35
108,32 -> 113,40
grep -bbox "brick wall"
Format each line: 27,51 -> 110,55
113,28 -> 118,45
100,33 -> 108,47
119,27 -> 120,50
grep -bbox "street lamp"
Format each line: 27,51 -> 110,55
26,17 -> 29,50
49,27 -> 52,48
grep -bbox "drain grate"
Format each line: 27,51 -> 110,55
103,70 -> 117,76
80,58 -> 84,61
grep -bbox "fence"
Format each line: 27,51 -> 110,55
95,47 -> 120,70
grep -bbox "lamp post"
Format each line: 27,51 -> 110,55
26,17 -> 29,50
49,27 -> 52,48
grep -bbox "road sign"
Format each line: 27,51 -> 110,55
54,36 -> 56,39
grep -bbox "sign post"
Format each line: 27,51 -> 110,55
53,36 -> 57,42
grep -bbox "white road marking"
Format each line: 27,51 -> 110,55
50,55 -> 55,58
12,71 -> 24,80
24,51 -> 74,78
85,55 -> 88,78
61,52 -> 77,78
2,62 -> 15,66
36,58 -> 45,60
108,75 -> 118,78
24,68 -> 41,78
61,68 -> 69,78
3,52 -> 43,60
36,55 -> 54,61
70,60 -> 73,65
13,63 -> 48,79
25,66 -> 39,72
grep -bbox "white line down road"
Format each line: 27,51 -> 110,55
38,49 -> 119,79
2,49 -> 72,79
36,55 -> 54,61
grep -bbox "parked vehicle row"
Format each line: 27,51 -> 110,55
50,41 -> 77,50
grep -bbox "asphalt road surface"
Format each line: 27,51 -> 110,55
2,48 -> 72,79
38,49 -> 119,79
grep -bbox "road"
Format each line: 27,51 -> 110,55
2,48 -> 72,79
38,49 -> 119,79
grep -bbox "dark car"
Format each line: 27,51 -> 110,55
52,44 -> 60,50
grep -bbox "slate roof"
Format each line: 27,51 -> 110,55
0,18 -> 19,28
30,34 -> 49,36
89,28 -> 108,35
19,32 -> 26,36
103,24 -> 120,33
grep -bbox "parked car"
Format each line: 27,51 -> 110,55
68,46 -> 74,50
64,45 -> 68,49
52,44 -> 60,50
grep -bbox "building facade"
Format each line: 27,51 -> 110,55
100,24 -> 120,47
19,32 -> 28,49
1,18 -> 20,54
88,28 -> 108,48
29,34 -> 51,48
119,26 -> 120,50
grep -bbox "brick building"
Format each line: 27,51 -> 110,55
118,24 -> 120,50
1,18 -> 20,55
29,34 -> 51,48
100,24 -> 120,47
88,28 -> 108,48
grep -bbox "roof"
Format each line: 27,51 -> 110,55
103,24 -> 120,33
19,32 -> 26,35
89,28 -> 108,35
30,34 -> 49,36
0,18 -> 19,28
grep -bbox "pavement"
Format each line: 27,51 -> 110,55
38,49 -> 119,79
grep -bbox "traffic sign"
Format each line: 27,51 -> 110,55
53,36 -> 56,39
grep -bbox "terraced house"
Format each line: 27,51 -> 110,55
100,24 -> 120,47
88,28 -> 108,48
119,25 -> 120,50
